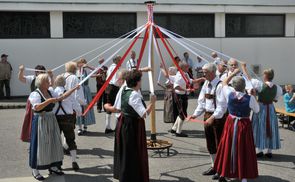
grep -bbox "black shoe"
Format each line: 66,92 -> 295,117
63,148 -> 70,155
265,153 -> 272,159
202,167 -> 216,175
218,177 -> 227,182
105,128 -> 114,134
49,168 -> 64,175
175,132 -> 188,137
32,173 -> 45,181
212,173 -> 220,180
169,129 -> 176,134
256,152 -> 264,158
72,162 -> 80,171
77,129 -> 83,136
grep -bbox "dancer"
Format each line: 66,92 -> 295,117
29,73 -> 79,181
63,61 -> 86,136
214,68 -> 259,182
94,58 -> 108,113
188,63 -> 227,178
242,63 -> 282,158
106,70 -> 156,182
170,62 -> 204,137
76,59 -> 96,135
53,75 -> 80,171
18,64 -> 46,142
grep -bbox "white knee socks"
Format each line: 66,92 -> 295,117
172,116 -> 184,134
210,154 -> 216,167
32,169 -> 40,176
105,114 -> 112,129
70,150 -> 77,162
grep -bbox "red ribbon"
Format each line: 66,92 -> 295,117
154,26 -> 190,88
136,25 -> 150,69
186,116 -> 205,124
82,27 -> 144,116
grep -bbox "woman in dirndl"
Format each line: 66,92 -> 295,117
18,64 -> 46,142
242,64 -> 282,158
29,73 -> 79,181
109,70 -> 156,182
76,58 -> 96,135
214,68 -> 259,182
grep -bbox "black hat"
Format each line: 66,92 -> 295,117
1,54 -> 8,58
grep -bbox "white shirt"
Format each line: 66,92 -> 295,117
52,86 -> 75,115
174,71 -> 192,95
222,85 -> 259,113
114,86 -> 147,118
29,88 -> 58,110
107,63 -> 120,86
251,79 -> 283,100
165,75 -> 176,85
126,58 -> 136,71
24,75 -> 35,85
193,77 -> 227,119
64,72 -> 86,115
193,60 -> 206,71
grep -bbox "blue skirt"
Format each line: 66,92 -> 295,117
76,85 -> 96,126
252,103 -> 281,150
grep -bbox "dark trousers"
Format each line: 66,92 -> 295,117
56,114 -> 77,151
204,112 -> 226,154
0,79 -> 10,99
96,83 -> 106,111
105,84 -> 120,114
175,94 -> 188,120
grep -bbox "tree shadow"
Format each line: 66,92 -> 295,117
83,131 -> 115,138
77,148 -> 114,158
257,153 -> 295,163
151,173 -> 195,182
64,174 -> 113,182
181,130 -> 205,139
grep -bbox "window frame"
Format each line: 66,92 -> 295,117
225,14 -> 286,38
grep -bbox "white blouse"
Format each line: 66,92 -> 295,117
52,86 -> 75,115
28,88 -> 58,110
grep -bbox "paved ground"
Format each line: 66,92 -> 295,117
0,98 -> 294,182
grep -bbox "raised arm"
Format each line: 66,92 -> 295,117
241,62 -> 251,80
18,65 -> 26,83
223,68 -> 240,86
57,85 -> 80,101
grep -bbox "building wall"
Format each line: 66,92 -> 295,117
0,1 -> 295,96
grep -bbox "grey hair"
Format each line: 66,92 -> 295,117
232,76 -> 246,92
228,58 -> 238,65
168,66 -> 177,75
179,61 -> 188,71
35,73 -> 50,88
54,75 -> 66,87
65,61 -> 77,74
202,63 -> 216,73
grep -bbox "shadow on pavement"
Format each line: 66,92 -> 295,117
77,148 -> 114,158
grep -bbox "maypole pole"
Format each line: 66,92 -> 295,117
145,1 -> 172,156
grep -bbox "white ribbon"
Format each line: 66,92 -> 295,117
159,25 -> 261,81
51,24 -> 146,72
78,24 -> 148,86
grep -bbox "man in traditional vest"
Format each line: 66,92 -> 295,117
188,63 -> 227,180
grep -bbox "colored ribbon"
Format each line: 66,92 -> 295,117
154,26 -> 190,87
136,25 -> 150,69
82,24 -> 147,116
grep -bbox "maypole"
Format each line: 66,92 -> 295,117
145,1 -> 172,156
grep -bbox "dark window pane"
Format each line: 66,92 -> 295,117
63,12 -> 136,38
0,12 -> 50,38
226,14 -> 285,37
154,14 -> 214,38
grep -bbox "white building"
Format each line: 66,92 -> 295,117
0,0 -> 295,96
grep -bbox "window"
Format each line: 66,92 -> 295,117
226,14 -> 285,37
154,14 -> 215,38
63,12 -> 137,38
0,12 -> 50,38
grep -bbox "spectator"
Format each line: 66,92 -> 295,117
283,84 -> 295,130
0,54 -> 12,99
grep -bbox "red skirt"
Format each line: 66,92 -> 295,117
214,115 -> 258,179
20,99 -> 32,142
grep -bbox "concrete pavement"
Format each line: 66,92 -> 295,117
0,99 -> 294,182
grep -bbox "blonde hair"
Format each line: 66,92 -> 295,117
65,61 -> 77,74
263,69 -> 274,81
77,58 -> 87,64
54,75 -> 66,87
35,73 -> 50,88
